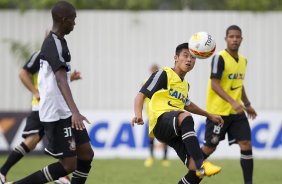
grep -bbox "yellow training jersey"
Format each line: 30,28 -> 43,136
31,73 -> 39,110
206,50 -> 247,115
23,51 -> 40,111
144,97 -> 150,119
148,67 -> 189,137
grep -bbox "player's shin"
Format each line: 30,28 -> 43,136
201,149 -> 210,160
180,116 -> 203,169
240,150 -> 253,184
13,162 -> 68,184
178,171 -> 202,184
71,159 -> 92,184
0,142 -> 30,176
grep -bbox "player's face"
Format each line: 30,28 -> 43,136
225,30 -> 242,52
63,10 -> 76,35
175,49 -> 196,73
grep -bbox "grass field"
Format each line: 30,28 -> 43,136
1,156 -> 282,184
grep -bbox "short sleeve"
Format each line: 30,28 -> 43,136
140,70 -> 167,99
210,54 -> 224,79
22,51 -> 40,74
41,35 -> 68,73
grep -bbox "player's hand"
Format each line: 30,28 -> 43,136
71,70 -> 82,81
230,101 -> 244,114
33,91 -> 40,101
245,106 -> 257,120
131,116 -> 144,127
71,112 -> 90,130
207,114 -> 224,127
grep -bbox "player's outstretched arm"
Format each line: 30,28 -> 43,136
185,102 -> 224,127
132,92 -> 146,127
55,68 -> 90,130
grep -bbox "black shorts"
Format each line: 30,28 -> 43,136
22,111 -> 44,139
204,113 -> 251,147
43,116 -> 90,159
153,110 -> 190,166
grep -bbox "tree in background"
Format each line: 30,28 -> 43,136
0,0 -> 282,11
1,0 -> 281,64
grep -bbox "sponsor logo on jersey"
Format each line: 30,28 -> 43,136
228,73 -> 245,80
230,85 -> 242,91
169,88 -> 187,104
167,101 -> 179,108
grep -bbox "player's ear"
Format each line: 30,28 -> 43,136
62,17 -> 67,23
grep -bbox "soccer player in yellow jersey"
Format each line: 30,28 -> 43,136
132,43 -> 224,184
201,25 -> 257,184
143,64 -> 170,168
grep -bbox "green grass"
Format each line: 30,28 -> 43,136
1,156 -> 282,184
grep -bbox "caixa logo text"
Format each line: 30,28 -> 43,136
88,121 -> 282,149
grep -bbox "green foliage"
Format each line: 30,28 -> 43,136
1,0 -> 280,11
2,39 -> 38,64
0,0 -> 163,10
225,0 -> 282,11
184,0 -> 282,10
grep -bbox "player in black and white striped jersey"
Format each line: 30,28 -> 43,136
0,48 -> 81,184
9,1 -> 94,184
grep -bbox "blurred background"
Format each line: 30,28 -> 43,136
0,0 -> 282,183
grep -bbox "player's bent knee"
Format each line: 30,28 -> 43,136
87,148 -> 94,160
24,134 -> 40,150
177,112 -> 192,126
77,143 -> 94,160
239,140 -> 252,150
60,157 -> 77,173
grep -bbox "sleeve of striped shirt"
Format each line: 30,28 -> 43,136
139,70 -> 167,99
41,36 -> 68,73
210,54 -> 224,79
22,51 -> 40,74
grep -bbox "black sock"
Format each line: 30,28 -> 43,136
201,149 -> 209,160
178,171 -> 202,184
149,138 -> 154,157
71,159 -> 92,184
14,162 -> 68,184
0,142 -> 30,175
163,144 -> 168,160
180,116 -> 203,169
240,150 -> 253,184
14,171 -> 47,184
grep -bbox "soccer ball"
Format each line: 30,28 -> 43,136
188,32 -> 216,59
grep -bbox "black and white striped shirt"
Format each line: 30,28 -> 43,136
38,32 -> 72,122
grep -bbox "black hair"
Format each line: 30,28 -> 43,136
51,1 -> 75,22
175,43 -> 188,55
226,25 -> 242,36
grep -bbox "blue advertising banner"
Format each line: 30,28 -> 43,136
1,111 -> 281,159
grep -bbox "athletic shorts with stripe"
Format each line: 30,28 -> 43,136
204,113 -> 251,147
22,111 -> 44,139
153,110 -> 190,166
43,116 -> 90,159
